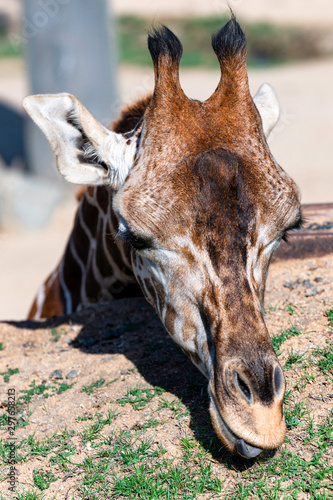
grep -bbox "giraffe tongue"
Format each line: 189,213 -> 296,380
235,439 -> 263,459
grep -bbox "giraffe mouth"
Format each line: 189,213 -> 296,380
209,395 -> 263,459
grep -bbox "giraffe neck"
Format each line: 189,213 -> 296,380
28,186 -> 141,319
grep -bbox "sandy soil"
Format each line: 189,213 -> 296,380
0,252 -> 332,498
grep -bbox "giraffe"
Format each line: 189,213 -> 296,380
23,17 -> 302,459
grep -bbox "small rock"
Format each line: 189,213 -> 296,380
66,370 -> 78,379
303,279 -> 314,289
314,277 -> 323,282
50,369 -> 63,380
283,280 -> 299,290
22,341 -> 34,348
305,287 -> 318,297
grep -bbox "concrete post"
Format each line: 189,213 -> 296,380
23,0 -> 118,180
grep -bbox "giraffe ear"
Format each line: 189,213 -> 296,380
253,83 -> 280,138
22,93 -> 136,189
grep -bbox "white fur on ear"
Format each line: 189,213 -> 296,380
253,83 -> 280,138
22,93 -> 136,189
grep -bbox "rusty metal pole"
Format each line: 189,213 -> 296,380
23,0 -> 118,179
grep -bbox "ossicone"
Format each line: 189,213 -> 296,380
147,25 -> 185,101
211,13 -> 246,67
148,25 -> 183,66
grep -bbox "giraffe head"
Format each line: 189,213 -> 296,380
23,17 -> 302,458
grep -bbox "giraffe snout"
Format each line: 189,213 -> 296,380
208,356 -> 286,457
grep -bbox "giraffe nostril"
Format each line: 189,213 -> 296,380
234,371 -> 253,404
274,366 -> 284,397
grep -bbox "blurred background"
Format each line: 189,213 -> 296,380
0,0 -> 332,319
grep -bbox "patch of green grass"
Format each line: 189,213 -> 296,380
226,446 -> 333,499
50,328 -> 60,342
15,491 -> 45,500
81,410 -> 118,442
0,411 -> 29,430
1,367 -> 19,383
158,397 -> 182,412
271,325 -> 303,353
0,439 -> 27,464
312,344 -> 333,378
81,378 -> 105,395
179,435 -> 198,463
132,418 -> 163,431
0,342 -> 3,350
265,302 -> 279,314
158,396 -> 190,420
20,381 -> 54,402
287,304 -> 296,316
325,307 -> 333,328
50,326 -> 68,342
33,468 -> 58,490
294,367 -> 315,391
2,395 -> 332,499
285,401 -> 308,429
116,385 -> 164,410
0,412 -> 8,428
284,348 -> 307,369
17,380 -> 75,407
56,381 -> 75,394
76,414 -> 94,422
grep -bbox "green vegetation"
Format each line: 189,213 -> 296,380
116,385 -> 164,410
312,344 -> 333,378
1,367 -> 19,383
50,328 -> 60,342
1,394 -> 331,499
117,15 -> 331,68
0,315 -> 331,498
1,15 -> 331,66
284,348 -> 307,369
81,378 -> 106,395
20,379 -> 75,402
271,325 -> 303,353
325,307 -> 333,328
287,304 -> 296,316
33,468 -> 58,490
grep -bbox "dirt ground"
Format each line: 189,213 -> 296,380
0,249 -> 332,498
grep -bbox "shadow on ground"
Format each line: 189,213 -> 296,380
6,297 -> 264,471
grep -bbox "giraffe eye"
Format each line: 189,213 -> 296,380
116,226 -> 151,251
